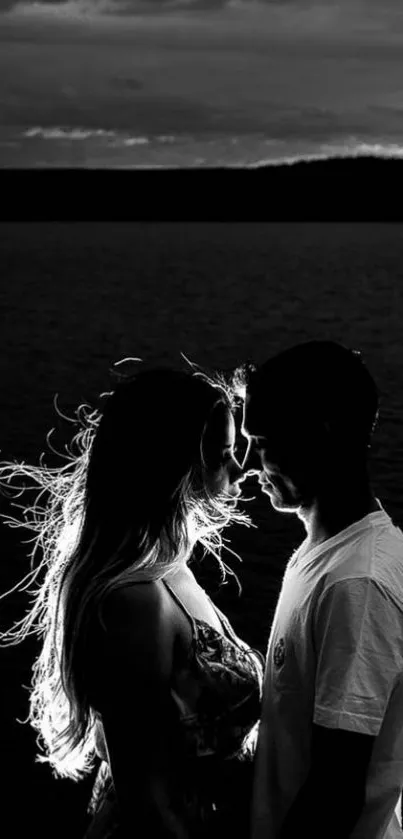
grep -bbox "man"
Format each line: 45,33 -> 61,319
239,341 -> 403,839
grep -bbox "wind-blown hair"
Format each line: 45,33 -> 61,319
0,359 -> 251,784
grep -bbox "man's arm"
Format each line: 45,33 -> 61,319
279,723 -> 375,839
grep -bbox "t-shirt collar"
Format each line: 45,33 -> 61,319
290,498 -> 390,567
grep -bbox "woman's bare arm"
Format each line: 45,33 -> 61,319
95,581 -> 189,839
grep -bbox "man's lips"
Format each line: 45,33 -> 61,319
259,475 -> 276,486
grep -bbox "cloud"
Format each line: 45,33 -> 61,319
21,126 -> 182,145
1,81 -> 399,143
1,88 -> 230,133
3,1 -> 403,53
110,77 -> 144,91
1,0 -> 402,34
24,125 -> 118,137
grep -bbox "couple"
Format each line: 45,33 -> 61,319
2,340 -> 403,839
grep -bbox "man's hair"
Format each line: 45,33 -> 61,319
236,341 -> 379,449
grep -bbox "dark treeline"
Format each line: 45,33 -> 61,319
2,156 -> 403,221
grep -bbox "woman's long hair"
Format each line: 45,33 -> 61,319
0,358 -> 252,783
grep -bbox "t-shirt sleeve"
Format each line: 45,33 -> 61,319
313,577 -> 403,736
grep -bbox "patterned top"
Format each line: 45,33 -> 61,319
84,580 -> 264,839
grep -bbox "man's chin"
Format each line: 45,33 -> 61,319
261,483 -> 301,513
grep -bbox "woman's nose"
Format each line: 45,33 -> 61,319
233,462 -> 247,484
241,442 -> 262,475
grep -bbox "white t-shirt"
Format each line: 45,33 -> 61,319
251,501 -> 403,839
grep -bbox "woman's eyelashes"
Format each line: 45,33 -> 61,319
208,446 -> 240,472
222,446 -> 239,464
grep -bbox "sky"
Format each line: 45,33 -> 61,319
1,0 -> 403,166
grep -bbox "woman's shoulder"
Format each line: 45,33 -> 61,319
99,578 -> 175,642
87,581 -> 178,708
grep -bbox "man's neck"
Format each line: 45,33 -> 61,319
298,482 -> 378,552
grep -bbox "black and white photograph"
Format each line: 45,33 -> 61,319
2,2 -> 403,839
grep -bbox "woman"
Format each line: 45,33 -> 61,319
0,358 -> 263,839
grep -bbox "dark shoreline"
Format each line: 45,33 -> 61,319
2,156 -> 403,220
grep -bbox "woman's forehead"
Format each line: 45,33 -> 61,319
217,405 -> 235,439
204,401 -> 232,434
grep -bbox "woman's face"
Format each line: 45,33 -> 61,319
202,403 -> 245,498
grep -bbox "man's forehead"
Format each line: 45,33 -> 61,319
242,393 -> 290,440
242,393 -> 267,434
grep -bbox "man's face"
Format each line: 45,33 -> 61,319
241,393 -> 318,514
